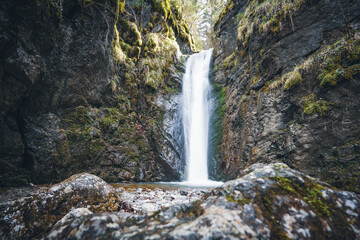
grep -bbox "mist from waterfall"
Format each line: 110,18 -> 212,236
181,49 -> 222,186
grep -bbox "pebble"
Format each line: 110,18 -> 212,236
180,190 -> 188,196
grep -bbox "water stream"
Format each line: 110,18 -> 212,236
181,49 -> 222,187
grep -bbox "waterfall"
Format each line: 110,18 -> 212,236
181,49 -> 222,186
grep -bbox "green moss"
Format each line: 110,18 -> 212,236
268,17 -> 281,35
301,94 -> 330,116
315,38 -> 360,87
237,0 -> 308,47
283,71 -> 302,90
151,0 -> 171,19
166,2 -> 197,51
208,84 -> 227,179
222,51 -> 239,70
215,0 -> 234,27
260,188 -> 290,240
344,64 -> 360,80
145,33 -> 159,54
271,176 -> 330,217
225,194 -> 251,204
99,108 -> 123,130
319,69 -> 341,87
139,32 -> 178,91
120,0 -> 125,12
304,188 -> 330,217
117,19 -> 142,46
62,107 -> 106,170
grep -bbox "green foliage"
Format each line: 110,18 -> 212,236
318,69 -> 341,87
301,94 -> 330,116
283,70 -> 302,90
316,37 -> 360,87
236,0 -> 308,46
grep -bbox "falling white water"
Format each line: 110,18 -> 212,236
181,49 -> 222,187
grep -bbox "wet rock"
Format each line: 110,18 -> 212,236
155,92 -> 186,181
0,173 -> 121,239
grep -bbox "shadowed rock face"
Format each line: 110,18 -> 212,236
211,0 -> 360,193
0,0 -> 190,186
2,164 -> 356,239
0,0 -> 117,186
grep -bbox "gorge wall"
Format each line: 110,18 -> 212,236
213,0 -> 360,193
1,0 -> 360,193
0,0 -> 194,186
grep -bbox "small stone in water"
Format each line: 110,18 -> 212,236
180,190 -> 188,196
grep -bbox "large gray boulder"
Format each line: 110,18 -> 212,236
0,173 -> 122,239
45,163 -> 360,239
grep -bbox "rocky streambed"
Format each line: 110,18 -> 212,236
113,183 -> 208,214
1,163 -> 360,239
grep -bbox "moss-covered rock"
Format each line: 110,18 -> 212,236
0,173 -> 123,239
9,163 -> 358,239
283,70 -> 302,90
218,163 -> 360,239
300,94 -> 330,116
235,0 -> 309,47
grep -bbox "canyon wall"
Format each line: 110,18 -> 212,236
213,0 -> 360,193
0,0 -> 193,186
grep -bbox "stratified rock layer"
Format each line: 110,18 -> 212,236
212,0 -> 360,193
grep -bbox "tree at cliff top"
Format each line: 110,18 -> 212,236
170,0 -> 229,49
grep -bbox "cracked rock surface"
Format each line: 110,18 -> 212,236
1,163 -> 359,239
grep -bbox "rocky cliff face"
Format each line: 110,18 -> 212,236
213,0 -> 360,193
0,0 -> 194,187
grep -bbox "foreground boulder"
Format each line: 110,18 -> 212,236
0,173 -> 121,239
45,163 -> 360,239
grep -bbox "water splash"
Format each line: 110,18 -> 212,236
181,49 -> 222,187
